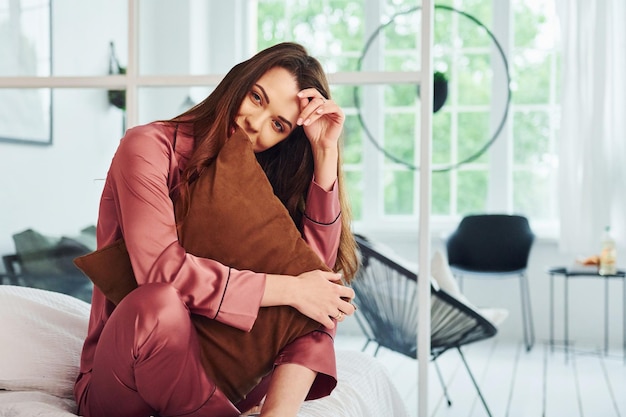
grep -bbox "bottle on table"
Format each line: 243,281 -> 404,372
599,225 -> 617,275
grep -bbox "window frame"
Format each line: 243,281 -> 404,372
0,0 -> 560,238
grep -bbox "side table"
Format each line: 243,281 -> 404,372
548,266 -> 626,361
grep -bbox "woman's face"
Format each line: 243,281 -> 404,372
235,66 -> 300,152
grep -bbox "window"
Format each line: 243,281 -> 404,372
510,0 -> 560,229
256,0 -> 561,235
0,0 -> 560,246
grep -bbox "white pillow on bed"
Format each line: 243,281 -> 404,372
0,285 -> 90,399
430,250 -> 508,326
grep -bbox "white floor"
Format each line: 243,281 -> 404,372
334,333 -> 626,417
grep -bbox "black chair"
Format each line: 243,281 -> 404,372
2,228 -> 95,302
352,234 -> 499,417
446,214 -> 535,351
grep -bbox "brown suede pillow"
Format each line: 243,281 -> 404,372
74,128 -> 333,403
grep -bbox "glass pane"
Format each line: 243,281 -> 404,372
345,170 -> 363,220
511,50 -> 551,105
0,88 -> 51,144
332,84 -> 359,109
513,0 -> 558,50
383,9 -> 419,51
384,170 -> 414,215
343,114 -> 363,165
257,0 -> 287,50
433,3 -> 453,47
513,110 -> 550,165
137,86 -> 214,125
352,83 -> 420,166
457,53 -> 491,106
432,171 -> 451,215
2,88 -> 120,250
512,108 -> 557,223
53,0 -> 127,76
457,170 -> 487,214
334,85 -> 362,164
458,111 -> 490,165
387,84 -> 418,107
259,0 -> 367,73
555,52 -> 562,103
384,113 -> 415,166
514,169 -> 555,220
139,0 -> 253,75
0,0 -> 50,77
455,3 -> 492,49
385,52 -> 419,73
432,111 -> 451,166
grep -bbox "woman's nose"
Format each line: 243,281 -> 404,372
245,111 -> 264,133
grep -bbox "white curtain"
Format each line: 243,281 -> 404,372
556,0 -> 626,255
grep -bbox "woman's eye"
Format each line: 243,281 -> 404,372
251,91 -> 262,104
273,120 -> 285,133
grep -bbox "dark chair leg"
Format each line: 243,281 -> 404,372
361,339 -> 371,352
456,347 -> 493,417
520,272 -> 535,351
373,344 -> 382,357
433,359 -> 452,406
525,273 -> 536,349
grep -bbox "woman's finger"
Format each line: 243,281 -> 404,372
339,298 -> 356,316
338,285 -> 355,300
298,98 -> 333,126
324,272 -> 343,282
297,90 -> 330,125
330,311 -> 346,322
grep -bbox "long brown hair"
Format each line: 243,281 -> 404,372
171,42 -> 359,282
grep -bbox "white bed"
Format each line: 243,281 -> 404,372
0,285 -> 408,417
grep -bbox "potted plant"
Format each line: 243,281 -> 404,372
433,71 -> 448,113
108,41 -> 126,111
417,71 -> 448,113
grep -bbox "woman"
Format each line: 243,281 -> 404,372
74,42 -> 359,417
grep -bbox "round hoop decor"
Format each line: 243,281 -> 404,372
353,5 -> 511,172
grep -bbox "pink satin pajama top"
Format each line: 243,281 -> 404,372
74,121 -> 342,405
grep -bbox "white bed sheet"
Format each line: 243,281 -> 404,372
0,351 -> 408,417
0,286 -> 408,417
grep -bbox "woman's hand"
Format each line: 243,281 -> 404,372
296,89 -> 344,190
296,88 -> 345,149
296,88 -> 345,151
263,270 -> 356,329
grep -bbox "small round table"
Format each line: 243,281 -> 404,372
548,266 -> 626,361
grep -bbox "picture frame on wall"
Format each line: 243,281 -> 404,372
0,0 -> 52,145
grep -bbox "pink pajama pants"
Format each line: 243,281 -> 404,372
77,283 -> 246,417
